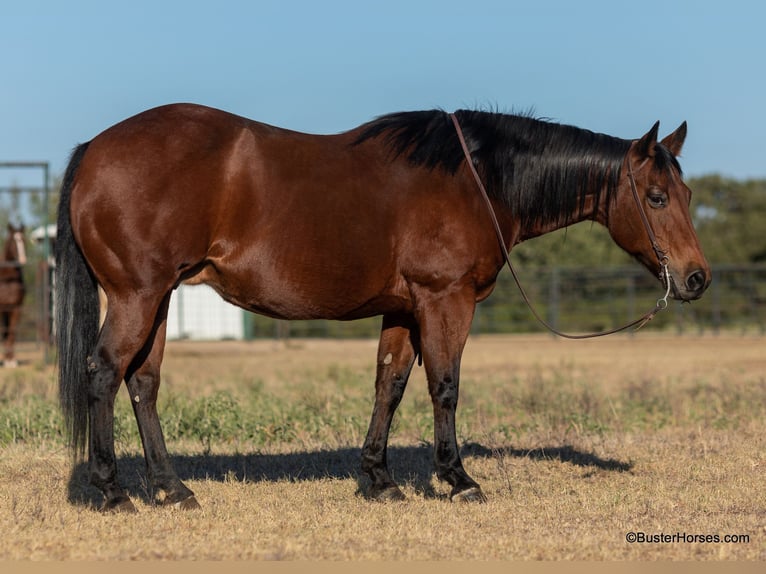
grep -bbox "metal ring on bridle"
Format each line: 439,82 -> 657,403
656,262 -> 672,309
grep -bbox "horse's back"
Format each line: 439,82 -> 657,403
67,104 -> 422,318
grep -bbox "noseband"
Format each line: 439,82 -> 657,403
449,113 -> 671,339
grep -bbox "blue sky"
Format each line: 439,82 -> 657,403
1,0 -> 764,187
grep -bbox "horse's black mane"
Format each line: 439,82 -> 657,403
355,109 -> 679,228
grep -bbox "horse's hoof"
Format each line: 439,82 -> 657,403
102,497 -> 138,513
450,486 -> 487,503
2,360 -> 18,368
371,485 -> 406,502
169,495 -> 201,510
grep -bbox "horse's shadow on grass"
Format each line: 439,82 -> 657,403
66,442 -> 632,508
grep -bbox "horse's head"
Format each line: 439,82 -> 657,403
5,223 -> 27,265
607,122 -> 710,302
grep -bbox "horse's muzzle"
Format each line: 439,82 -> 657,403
672,268 -> 710,301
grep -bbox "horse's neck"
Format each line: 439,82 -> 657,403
514,192 -> 605,243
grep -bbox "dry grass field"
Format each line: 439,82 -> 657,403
0,333 -> 764,560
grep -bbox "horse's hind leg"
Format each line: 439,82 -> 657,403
361,313 -> 418,500
87,292 -> 170,512
125,293 -> 199,509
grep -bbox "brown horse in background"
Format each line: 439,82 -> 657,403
0,223 -> 26,367
56,104 -> 710,512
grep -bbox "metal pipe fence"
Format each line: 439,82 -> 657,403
22,261 -> 766,345
471,263 -> 766,336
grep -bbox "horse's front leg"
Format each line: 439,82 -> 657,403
361,313 -> 419,500
416,288 -> 486,503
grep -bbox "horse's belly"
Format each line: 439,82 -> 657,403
190,258 -> 411,321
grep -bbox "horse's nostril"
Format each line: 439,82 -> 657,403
686,269 -> 707,293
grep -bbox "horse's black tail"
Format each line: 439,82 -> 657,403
56,142 -> 100,460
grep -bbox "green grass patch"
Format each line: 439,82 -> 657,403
2,362 -> 765,452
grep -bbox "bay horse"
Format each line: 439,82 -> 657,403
56,104 -> 710,512
0,223 -> 26,367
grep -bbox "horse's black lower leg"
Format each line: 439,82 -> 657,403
361,314 -> 418,500
126,371 -> 198,508
87,349 -> 136,512
125,305 -> 198,509
417,291 -> 486,503
428,373 -> 485,502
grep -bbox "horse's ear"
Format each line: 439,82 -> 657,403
635,121 -> 660,159
660,121 -> 687,157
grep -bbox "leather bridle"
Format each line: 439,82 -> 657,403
449,112 -> 672,339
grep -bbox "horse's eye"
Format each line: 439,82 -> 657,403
647,189 -> 668,209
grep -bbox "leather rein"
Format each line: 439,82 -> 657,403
449,113 -> 672,339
